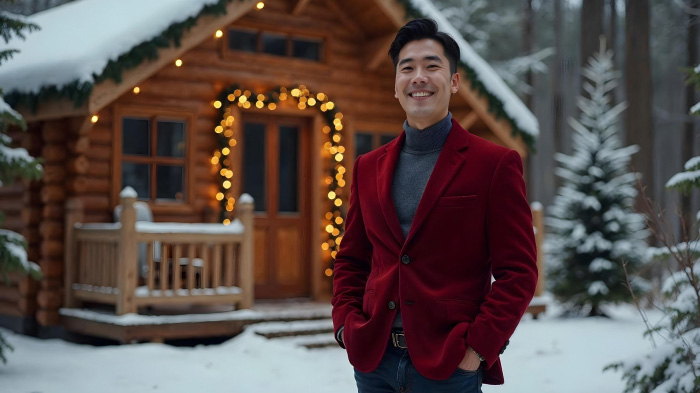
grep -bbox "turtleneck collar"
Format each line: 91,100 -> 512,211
402,112 -> 452,153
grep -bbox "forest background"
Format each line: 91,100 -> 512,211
3,0 -> 698,242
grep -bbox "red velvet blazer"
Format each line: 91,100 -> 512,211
331,119 -> 538,385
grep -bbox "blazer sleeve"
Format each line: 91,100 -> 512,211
466,149 -> 538,366
331,155 -> 373,348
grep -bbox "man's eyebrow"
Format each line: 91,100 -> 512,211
397,55 -> 443,67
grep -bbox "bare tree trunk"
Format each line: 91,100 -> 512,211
581,0 -> 605,73
625,0 -> 655,201
553,0 -> 564,157
522,0 -> 534,109
608,0 -> 618,106
683,0 -> 699,234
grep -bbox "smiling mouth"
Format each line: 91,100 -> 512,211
409,91 -> 433,98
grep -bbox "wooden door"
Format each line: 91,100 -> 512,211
241,116 -> 311,299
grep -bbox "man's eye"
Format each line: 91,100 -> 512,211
428,64 -> 439,68
401,67 -> 412,71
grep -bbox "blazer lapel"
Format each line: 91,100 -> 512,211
377,132 -> 406,245
404,120 -> 470,245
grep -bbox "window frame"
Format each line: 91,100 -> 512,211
112,105 -> 196,215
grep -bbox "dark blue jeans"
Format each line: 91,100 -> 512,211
354,337 -> 482,393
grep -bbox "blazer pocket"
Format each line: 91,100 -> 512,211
435,195 -> 478,208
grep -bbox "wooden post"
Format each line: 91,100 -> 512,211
63,198 -> 84,309
531,203 -> 546,297
116,188 -> 138,315
237,194 -> 254,309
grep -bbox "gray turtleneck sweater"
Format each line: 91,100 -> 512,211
391,112 -> 452,328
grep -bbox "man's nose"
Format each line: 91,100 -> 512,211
412,69 -> 428,84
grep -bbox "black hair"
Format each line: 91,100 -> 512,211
388,18 -> 460,75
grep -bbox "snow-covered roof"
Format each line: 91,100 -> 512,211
0,0 -> 222,94
0,0 -> 538,144
407,0 -> 540,139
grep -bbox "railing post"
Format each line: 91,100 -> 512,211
237,194 -> 254,309
116,187 -> 139,315
63,198 -> 84,309
531,203 -> 545,297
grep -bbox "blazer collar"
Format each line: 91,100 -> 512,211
376,119 -> 471,246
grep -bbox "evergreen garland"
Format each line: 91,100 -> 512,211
395,0 -> 536,151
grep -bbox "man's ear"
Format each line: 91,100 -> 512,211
394,86 -> 399,99
451,72 -> 460,94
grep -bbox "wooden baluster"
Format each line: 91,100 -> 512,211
224,243 -> 234,287
160,244 -> 169,292
173,244 -> 182,293
201,243 -> 209,289
116,190 -> 138,315
212,244 -> 222,289
187,244 -> 195,291
147,242 -> 154,292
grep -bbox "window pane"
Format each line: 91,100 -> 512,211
156,165 -> 185,201
122,162 -> 150,199
156,120 -> 186,157
292,38 -> 321,61
278,126 -> 298,213
122,118 -> 150,156
380,134 -> 396,146
355,133 -> 373,156
262,33 -> 286,56
243,123 -> 266,212
229,29 -> 257,52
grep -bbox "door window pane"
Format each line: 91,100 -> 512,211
156,120 -> 186,157
278,126 -> 299,213
122,118 -> 150,156
292,38 -> 321,61
156,165 -> 184,201
355,133 -> 373,156
244,123 -> 267,212
262,33 -> 287,56
122,162 -> 150,199
229,29 -> 257,52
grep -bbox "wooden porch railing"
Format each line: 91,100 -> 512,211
63,192 -> 254,315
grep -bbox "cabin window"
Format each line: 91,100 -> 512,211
228,28 -> 323,62
354,132 -> 398,157
121,117 -> 187,202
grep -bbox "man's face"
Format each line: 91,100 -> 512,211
394,38 -> 460,130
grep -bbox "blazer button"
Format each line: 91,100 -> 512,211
401,255 -> 411,265
388,301 -> 396,310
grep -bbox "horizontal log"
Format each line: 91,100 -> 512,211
0,286 -> 20,302
87,161 -> 111,177
0,183 -> 24,196
43,165 -> 66,184
41,240 -> 64,259
67,136 -> 91,155
83,212 -> 113,224
40,185 -> 66,204
41,145 -> 67,163
67,176 -> 111,195
1,216 -> 23,232
78,194 -> 111,212
37,259 -> 63,279
67,155 -> 90,175
138,78 -> 216,101
18,297 -> 37,315
37,289 -> 63,309
42,204 -> 64,220
42,124 -> 67,143
84,144 -> 111,161
0,196 -> 24,211
0,300 -> 22,317
21,207 -> 40,225
36,309 -> 61,326
17,276 -> 39,295
40,278 -> 62,292
89,125 -> 113,144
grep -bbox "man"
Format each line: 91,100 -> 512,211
331,18 -> 538,393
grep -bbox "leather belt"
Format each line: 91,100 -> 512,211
391,331 -> 407,349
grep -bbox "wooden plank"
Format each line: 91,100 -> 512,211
365,33 -> 396,71
187,244 -> 196,291
212,244 -> 222,289
224,243 -> 234,287
173,244 -> 182,292
201,244 -> 210,289
460,111 -> 480,131
160,245 -> 170,292
0,301 -> 22,317
147,242 -> 155,291
134,232 -> 243,243
134,292 -> 242,306
292,0 -> 312,15
73,289 -> 119,304
0,286 -> 21,302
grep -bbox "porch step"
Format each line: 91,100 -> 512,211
250,318 -> 334,339
274,332 -> 338,349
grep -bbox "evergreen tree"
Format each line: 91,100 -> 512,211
0,2 -> 41,364
546,41 -> 648,317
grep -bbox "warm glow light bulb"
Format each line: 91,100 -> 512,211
213,100 -> 222,109
216,192 -> 224,201
215,30 -> 223,38
256,1 -> 264,10
325,269 -> 333,277
90,115 -> 99,123
175,59 -> 183,67
133,86 -> 140,94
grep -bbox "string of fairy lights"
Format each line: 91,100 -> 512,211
210,84 -> 347,278
89,2 -> 345,280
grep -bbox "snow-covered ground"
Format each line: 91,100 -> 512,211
1,303 -> 658,393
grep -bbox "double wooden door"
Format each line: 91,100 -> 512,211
241,115 -> 311,299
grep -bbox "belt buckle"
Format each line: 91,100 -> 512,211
392,332 -> 407,349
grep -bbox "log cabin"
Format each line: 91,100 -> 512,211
0,0 -> 543,341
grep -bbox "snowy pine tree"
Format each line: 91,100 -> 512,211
0,5 -> 41,364
546,41 -> 648,317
